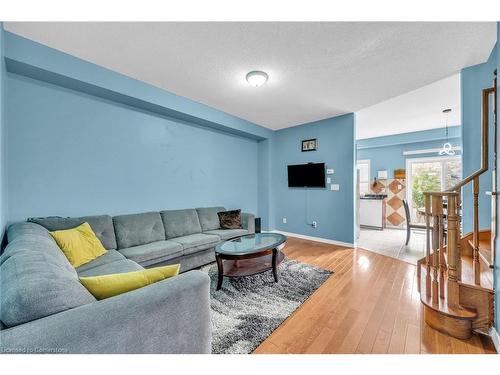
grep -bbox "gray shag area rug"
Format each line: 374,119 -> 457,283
201,258 -> 332,354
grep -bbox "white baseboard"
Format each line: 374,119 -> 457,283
490,327 -> 500,354
267,230 -> 354,248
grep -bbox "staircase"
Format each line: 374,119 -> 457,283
416,78 -> 496,340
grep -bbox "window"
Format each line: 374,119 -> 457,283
357,159 -> 371,195
406,155 -> 462,222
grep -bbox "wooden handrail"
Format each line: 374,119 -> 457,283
422,82 -> 496,301
444,86 -> 494,192
426,85 -> 494,200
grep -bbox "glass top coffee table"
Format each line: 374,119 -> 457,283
214,233 -> 287,290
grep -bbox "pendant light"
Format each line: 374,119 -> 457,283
439,108 -> 455,156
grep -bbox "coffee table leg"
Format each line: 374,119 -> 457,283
216,253 -> 224,290
272,248 -> 279,282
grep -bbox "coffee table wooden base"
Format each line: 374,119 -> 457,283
215,249 -> 284,290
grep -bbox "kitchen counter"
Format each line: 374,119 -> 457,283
360,194 -> 387,200
359,197 -> 386,229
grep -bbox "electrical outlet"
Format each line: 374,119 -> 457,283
326,169 -> 334,174
312,221 -> 317,228
331,184 -> 340,191
282,217 -> 287,224
327,177 -> 331,183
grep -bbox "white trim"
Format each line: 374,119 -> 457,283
356,159 -> 371,179
490,327 -> 500,354
356,159 -> 371,195
402,146 -> 461,156
267,230 -> 354,248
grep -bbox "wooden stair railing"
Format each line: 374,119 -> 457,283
417,78 -> 496,339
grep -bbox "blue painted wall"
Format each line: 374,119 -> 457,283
1,30 -> 280,229
461,45 -> 497,233
0,24 -> 6,244
6,72 -> 260,222
1,31 -> 357,244
272,114 -> 355,244
357,126 -> 462,181
4,32 -> 273,141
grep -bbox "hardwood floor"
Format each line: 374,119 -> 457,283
253,236 -> 496,354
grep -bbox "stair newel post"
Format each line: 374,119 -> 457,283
446,193 -> 459,308
456,189 -> 462,282
438,195 -> 445,299
472,176 -> 481,285
432,194 -> 440,304
424,193 -> 432,297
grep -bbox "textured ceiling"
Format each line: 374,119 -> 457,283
5,22 -> 496,131
356,74 -> 461,139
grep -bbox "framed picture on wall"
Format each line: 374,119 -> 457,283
302,138 -> 317,152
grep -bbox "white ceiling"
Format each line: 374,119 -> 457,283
356,73 -> 461,139
4,22 -> 496,131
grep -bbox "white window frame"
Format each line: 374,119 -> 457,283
356,159 -> 371,195
405,155 -> 462,216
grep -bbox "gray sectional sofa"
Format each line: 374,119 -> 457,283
0,207 -> 255,353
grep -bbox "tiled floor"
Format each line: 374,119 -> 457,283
357,227 -> 425,265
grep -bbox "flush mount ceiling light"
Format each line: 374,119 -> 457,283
246,71 -> 269,87
439,108 -> 455,156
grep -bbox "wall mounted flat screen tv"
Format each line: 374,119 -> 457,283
287,163 -> 326,188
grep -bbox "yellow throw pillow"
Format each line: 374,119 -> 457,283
79,264 -> 180,300
50,222 -> 107,268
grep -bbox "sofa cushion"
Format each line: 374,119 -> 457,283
29,215 -> 117,250
113,212 -> 166,249
241,212 -> 256,233
0,239 -> 96,327
161,209 -> 202,239
7,222 -> 56,243
1,229 -> 76,277
118,240 -> 183,266
204,229 -> 249,241
77,259 -> 144,277
75,249 -> 127,273
173,248 -> 216,273
196,207 -> 225,231
173,233 -> 220,256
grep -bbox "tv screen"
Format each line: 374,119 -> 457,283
287,163 -> 326,188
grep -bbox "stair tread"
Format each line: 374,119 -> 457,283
467,238 -> 491,252
419,247 -> 493,290
478,248 -> 492,266
471,237 -> 493,268
419,264 -> 477,320
460,255 -> 493,290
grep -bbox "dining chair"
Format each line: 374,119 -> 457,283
402,199 -> 427,245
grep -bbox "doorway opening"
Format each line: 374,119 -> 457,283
406,155 -> 462,223
357,154 -> 462,265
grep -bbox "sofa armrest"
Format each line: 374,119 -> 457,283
0,271 -> 212,354
241,212 -> 255,233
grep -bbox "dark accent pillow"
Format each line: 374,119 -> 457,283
217,210 -> 243,229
